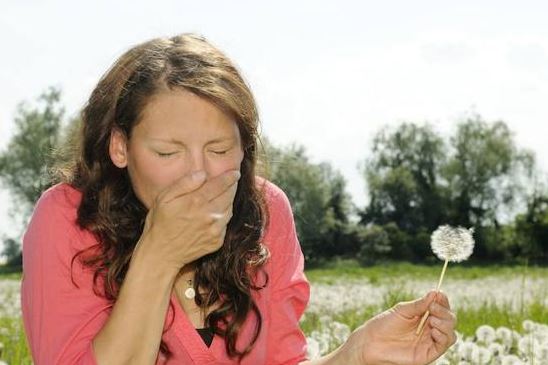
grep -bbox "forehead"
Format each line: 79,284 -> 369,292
134,88 -> 238,139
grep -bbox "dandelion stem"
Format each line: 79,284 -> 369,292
416,259 -> 449,335
436,259 -> 449,291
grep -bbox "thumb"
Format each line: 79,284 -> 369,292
159,171 -> 207,203
393,290 -> 437,319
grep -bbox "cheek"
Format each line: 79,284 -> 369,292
128,154 -> 185,206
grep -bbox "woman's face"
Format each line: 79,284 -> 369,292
109,88 -> 244,209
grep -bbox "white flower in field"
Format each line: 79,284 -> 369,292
458,341 -> 478,361
496,326 -> 514,348
470,346 -> 492,365
512,330 -> 521,343
475,324 -> 496,345
534,323 -> 548,344
306,337 -> 321,360
535,343 -> 548,363
457,361 -> 471,365
330,321 -> 350,344
430,225 -> 474,262
310,330 -> 330,355
0,361 -> 8,365
518,334 -> 539,357
488,342 -> 506,357
522,319 -> 536,333
500,354 -> 524,365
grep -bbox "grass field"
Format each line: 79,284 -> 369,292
1,262 -> 547,364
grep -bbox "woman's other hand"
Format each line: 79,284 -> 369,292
343,290 -> 457,365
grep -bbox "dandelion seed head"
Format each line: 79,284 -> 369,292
496,326 -> 513,346
500,354 -> 524,365
459,341 -> 478,361
518,334 -> 539,357
536,343 -> 548,363
306,337 -> 321,359
471,346 -> 492,365
476,325 -> 496,345
431,225 -> 475,262
488,342 -> 506,356
330,321 -> 350,344
522,319 -> 536,333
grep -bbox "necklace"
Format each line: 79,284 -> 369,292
184,279 -> 196,300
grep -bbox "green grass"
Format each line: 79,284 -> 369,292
304,259 -> 548,284
0,317 -> 32,365
0,272 -> 22,281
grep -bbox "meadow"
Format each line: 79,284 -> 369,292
0,262 -> 546,364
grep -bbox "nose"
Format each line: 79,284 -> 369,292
188,149 -> 206,176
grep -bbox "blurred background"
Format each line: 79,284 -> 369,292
1,0 -> 546,267
1,1 -> 547,364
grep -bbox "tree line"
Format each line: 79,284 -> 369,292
1,88 -> 547,268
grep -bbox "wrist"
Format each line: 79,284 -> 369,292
310,340 -> 360,365
131,235 -> 181,281
336,327 -> 368,365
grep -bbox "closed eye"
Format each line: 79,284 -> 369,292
157,152 -> 177,158
210,150 -> 228,155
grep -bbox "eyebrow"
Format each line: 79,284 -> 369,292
149,137 -> 235,146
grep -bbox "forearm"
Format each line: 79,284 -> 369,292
92,240 -> 179,365
299,343 -> 357,365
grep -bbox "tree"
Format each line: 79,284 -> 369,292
0,87 -> 65,265
513,179 -> 548,263
360,122 -> 447,232
443,115 -> 535,228
261,138 -> 357,264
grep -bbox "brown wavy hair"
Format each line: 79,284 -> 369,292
55,33 -> 270,361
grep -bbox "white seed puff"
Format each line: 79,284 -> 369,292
431,225 -> 475,262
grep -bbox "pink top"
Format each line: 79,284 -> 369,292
21,179 -> 310,365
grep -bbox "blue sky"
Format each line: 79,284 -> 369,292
1,0 -> 547,253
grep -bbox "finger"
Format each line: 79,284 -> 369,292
199,170 -> 241,202
434,291 -> 451,310
431,321 -> 458,348
393,290 -> 437,319
159,171 -> 207,203
430,316 -> 456,337
208,209 -> 234,232
429,301 -> 455,321
209,181 -> 238,213
430,327 -> 449,345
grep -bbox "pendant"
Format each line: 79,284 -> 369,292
184,287 -> 196,299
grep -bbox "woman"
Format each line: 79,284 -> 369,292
21,33 -> 456,364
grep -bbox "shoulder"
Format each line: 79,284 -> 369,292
254,176 -> 297,252
254,176 -> 294,224
24,183 -> 88,252
33,182 -> 82,217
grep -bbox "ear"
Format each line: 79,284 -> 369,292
109,129 -> 128,168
